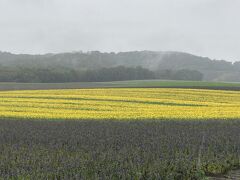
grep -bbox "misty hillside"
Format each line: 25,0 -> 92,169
0,51 -> 240,82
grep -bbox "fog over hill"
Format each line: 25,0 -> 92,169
0,51 -> 240,82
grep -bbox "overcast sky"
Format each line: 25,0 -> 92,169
0,0 -> 239,61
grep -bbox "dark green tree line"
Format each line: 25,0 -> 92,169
0,65 -> 203,83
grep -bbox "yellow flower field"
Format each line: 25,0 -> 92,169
0,88 -> 239,120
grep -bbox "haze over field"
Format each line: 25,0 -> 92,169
0,0 -> 240,62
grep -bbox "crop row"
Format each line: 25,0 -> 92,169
0,120 -> 239,179
0,88 -> 240,120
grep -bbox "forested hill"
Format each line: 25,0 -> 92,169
0,51 -> 240,82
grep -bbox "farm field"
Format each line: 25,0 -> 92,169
0,120 -> 239,179
0,87 -> 239,179
0,88 -> 240,120
1,80 -> 240,91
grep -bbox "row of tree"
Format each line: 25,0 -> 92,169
0,65 -> 203,83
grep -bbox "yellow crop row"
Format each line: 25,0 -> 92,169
0,88 -> 239,120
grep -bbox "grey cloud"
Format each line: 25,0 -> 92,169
0,0 -> 239,61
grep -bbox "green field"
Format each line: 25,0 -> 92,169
107,80 -> 240,87
1,80 -> 240,91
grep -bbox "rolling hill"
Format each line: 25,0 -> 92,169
0,51 -> 240,82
